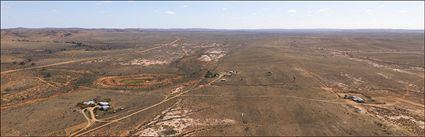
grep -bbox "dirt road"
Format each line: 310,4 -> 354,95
1,58 -> 95,75
135,38 -> 180,55
1,38 -> 180,75
35,77 -> 58,88
180,94 -> 343,104
70,74 -> 222,136
68,106 -> 102,136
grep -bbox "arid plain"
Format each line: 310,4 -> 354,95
1,29 -> 424,136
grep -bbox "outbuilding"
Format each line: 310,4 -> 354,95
83,100 -> 96,105
98,102 -> 110,106
100,105 -> 110,111
351,96 -> 365,103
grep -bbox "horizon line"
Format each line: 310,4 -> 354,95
2,27 -> 424,31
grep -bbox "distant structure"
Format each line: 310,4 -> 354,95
224,70 -> 237,77
83,100 -> 96,106
344,95 -> 365,103
78,98 -> 112,111
98,101 -> 111,110
351,96 -> 365,103
266,71 -> 272,76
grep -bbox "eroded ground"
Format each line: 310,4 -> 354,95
1,29 -> 424,136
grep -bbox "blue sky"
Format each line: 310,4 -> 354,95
1,1 -> 424,29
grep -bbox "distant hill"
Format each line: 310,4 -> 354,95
1,28 -> 423,41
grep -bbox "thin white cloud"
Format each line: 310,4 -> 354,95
179,5 -> 189,8
287,9 -> 297,13
377,5 -> 385,8
251,12 -> 259,16
397,10 -> 408,13
222,8 -> 228,11
365,9 -> 373,12
317,8 -> 330,13
267,14 -> 277,18
102,1 -> 113,3
50,9 -> 58,13
164,11 -> 176,15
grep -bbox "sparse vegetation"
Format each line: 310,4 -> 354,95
43,72 -> 51,78
1,29 -> 423,136
120,79 -> 146,85
205,70 -> 219,78
161,129 -> 177,135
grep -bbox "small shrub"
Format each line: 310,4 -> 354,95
46,50 -> 53,54
161,129 -> 177,135
43,72 -> 51,78
205,70 -> 218,78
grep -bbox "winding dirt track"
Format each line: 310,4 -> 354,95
1,59 -> 95,75
67,106 -> 105,136
35,77 -> 58,88
0,38 -> 180,75
3,38 -> 183,136
181,94 -> 343,104
70,74 -> 223,137
135,38 -> 179,55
